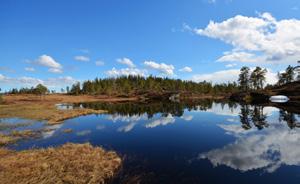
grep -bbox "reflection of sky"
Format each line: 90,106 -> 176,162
205,103 -> 279,117
200,114 -> 300,173
145,114 -> 175,128
42,124 -> 62,139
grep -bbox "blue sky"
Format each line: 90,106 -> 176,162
1,0 -> 300,91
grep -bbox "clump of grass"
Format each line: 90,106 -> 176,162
0,143 -> 121,184
0,130 -> 41,146
0,134 -> 19,146
62,128 -> 73,133
10,130 -> 40,138
0,122 -> 32,131
47,109 -> 106,125
0,104 -> 106,125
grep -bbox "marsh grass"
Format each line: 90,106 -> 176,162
0,104 -> 106,124
0,143 -> 121,184
0,130 -> 41,146
62,128 -> 73,133
0,121 -> 33,131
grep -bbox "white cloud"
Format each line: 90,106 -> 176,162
18,77 -> 44,86
144,61 -> 175,75
225,63 -> 237,68
48,68 -> 63,73
25,67 -> 35,72
118,122 -> 137,133
44,76 -> 78,87
192,69 -> 240,83
74,56 -> 90,62
42,124 -> 62,139
76,130 -> 91,136
181,115 -> 193,121
179,66 -> 193,73
145,114 -> 175,128
117,58 -> 135,68
0,74 -> 77,89
194,12 -> 300,65
199,122 -> 300,173
106,67 -> 146,77
36,55 -> 62,69
218,52 -> 258,63
192,68 -> 277,84
107,114 -> 147,123
35,55 -> 63,73
95,60 -> 105,66
0,74 -> 5,81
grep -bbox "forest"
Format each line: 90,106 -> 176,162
3,65 -> 299,97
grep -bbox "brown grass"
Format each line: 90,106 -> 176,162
2,94 -> 139,105
62,128 -> 73,133
0,94 -> 137,124
0,103 -> 106,125
0,130 -> 41,146
0,143 -> 122,184
0,134 -> 19,146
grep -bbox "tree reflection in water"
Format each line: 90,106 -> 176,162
199,104 -> 300,173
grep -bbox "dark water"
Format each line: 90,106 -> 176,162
9,100 -> 300,184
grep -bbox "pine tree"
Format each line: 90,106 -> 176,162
238,66 -> 250,91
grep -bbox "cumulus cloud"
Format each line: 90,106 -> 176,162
35,55 -> 63,73
179,66 -> 193,73
107,114 -> 147,133
192,68 -> 277,84
95,60 -> 105,66
42,124 -> 62,139
181,115 -> 193,121
106,67 -> 146,77
193,12 -> 300,65
74,55 -> 90,62
192,69 -> 240,83
199,122 -> 300,173
118,122 -> 137,133
36,55 -> 62,68
145,114 -> 175,128
107,114 -> 147,123
144,61 -> 175,76
117,58 -> 135,68
24,67 -> 35,72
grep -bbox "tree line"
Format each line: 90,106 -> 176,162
238,64 -> 299,92
68,75 -> 239,96
4,63 -> 299,96
6,84 -> 49,96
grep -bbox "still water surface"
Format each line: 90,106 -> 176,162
10,101 -> 300,183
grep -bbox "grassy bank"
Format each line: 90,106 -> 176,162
0,143 -> 121,184
0,103 -> 106,125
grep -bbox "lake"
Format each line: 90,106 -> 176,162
8,100 -> 300,184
